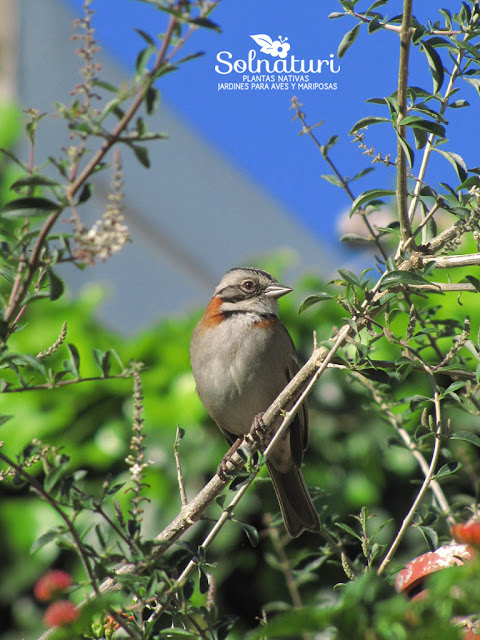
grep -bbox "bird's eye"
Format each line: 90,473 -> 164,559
242,279 -> 255,292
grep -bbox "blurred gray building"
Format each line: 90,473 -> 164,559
4,0 -> 335,333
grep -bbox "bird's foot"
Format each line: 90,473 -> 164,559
245,412 -> 270,452
216,438 -> 242,480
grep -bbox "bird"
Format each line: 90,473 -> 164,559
190,267 -> 320,537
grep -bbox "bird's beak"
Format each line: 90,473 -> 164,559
264,283 -> 293,299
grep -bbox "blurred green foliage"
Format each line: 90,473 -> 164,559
1,252 -> 479,638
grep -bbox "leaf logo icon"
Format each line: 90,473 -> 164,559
250,34 -> 275,54
250,34 -> 291,59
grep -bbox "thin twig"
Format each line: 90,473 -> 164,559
377,372 -> 444,575
174,428 -> 188,507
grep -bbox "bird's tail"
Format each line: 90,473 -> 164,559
267,462 -> 320,538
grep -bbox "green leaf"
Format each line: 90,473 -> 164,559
340,233 -> 375,246
409,395 -> 433,411
463,275 -> 480,292
0,415 -> 13,426
66,343 -> 80,377
46,268 -> 65,301
421,39 -> 445,94
134,27 -> 155,46
379,270 -> 435,290
449,99 -> 469,108
396,132 -> 415,166
2,197 -> 60,218
189,16 -> 221,31
145,87 -> 160,115
398,116 -> 446,138
350,167 -> 375,182
298,293 -> 333,315
433,149 -> 468,182
338,269 -> 361,287
450,431 -> 480,448
335,522 -> 362,541
10,175 -> 61,191
320,174 -> 343,187
77,183 -> 93,204
416,524 -> 438,551
337,24 -> 361,59
236,521 -> 259,547
350,189 -> 395,216
131,144 -> 151,169
435,461 -> 462,479
92,349 -> 111,377
457,176 -> 480,191
349,116 -> 390,134
31,528 -> 61,553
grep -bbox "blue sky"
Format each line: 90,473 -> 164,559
63,0 -> 479,249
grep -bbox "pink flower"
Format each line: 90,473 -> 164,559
34,570 -> 72,602
43,600 -> 78,627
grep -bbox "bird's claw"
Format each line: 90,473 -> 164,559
245,413 -> 269,452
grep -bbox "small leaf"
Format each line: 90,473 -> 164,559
78,183 -> 93,204
236,521 -> 259,547
396,132 -> 415,166
145,87 -> 160,115
338,269 -> 361,286
134,28 -> 155,46
337,24 -> 361,59
340,233 -> 375,246
31,528 -> 61,553
350,167 -> 375,182
417,524 -> 438,551
349,115 -> 390,134
2,197 -> 60,218
298,293 -> 333,315
410,395 -> 433,411
398,116 -> 446,138
435,461 -> 462,479
66,343 -> 80,377
189,16 -> 221,31
10,175 -> 60,191
379,270 -> 435,290
350,189 -> 395,216
421,39 -> 445,93
320,174 -> 343,187
450,431 -> 480,448
463,275 -> 480,292
433,149 -> 468,182
46,268 -> 65,301
131,144 -> 150,168
457,176 -> 480,191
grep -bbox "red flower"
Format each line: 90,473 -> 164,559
451,522 -> 480,547
34,570 -> 72,602
43,600 -> 78,627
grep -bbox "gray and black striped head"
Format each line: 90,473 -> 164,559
214,267 -> 292,316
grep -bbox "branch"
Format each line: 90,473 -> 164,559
349,11 -> 463,36
422,253 -> 480,268
396,0 -> 414,248
377,373 -> 445,575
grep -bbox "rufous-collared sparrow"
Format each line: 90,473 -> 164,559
190,267 -> 320,537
